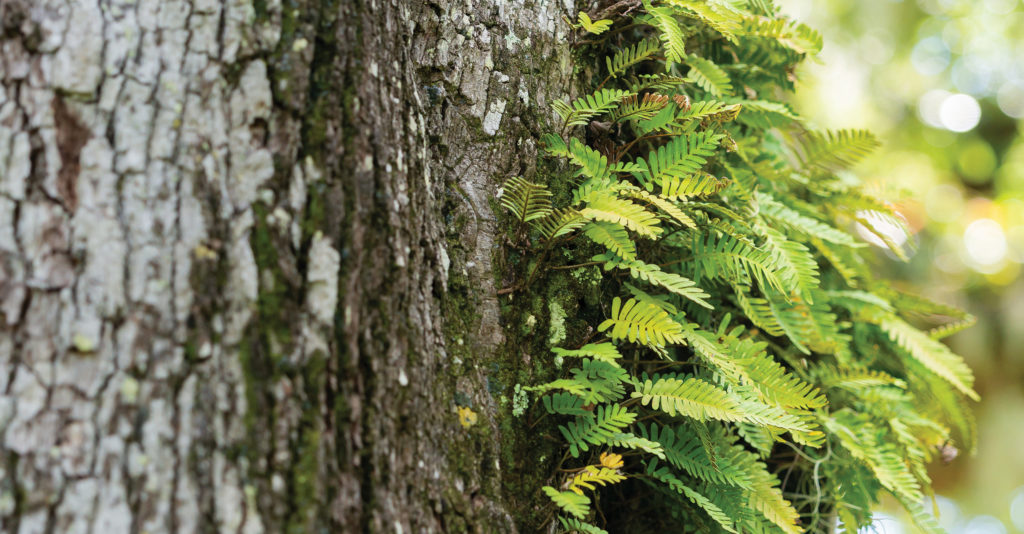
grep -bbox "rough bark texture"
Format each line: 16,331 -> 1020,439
0,0 -> 576,532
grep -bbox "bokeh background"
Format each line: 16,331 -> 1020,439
775,0 -> 1024,531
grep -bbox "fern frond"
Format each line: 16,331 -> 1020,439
544,392 -> 594,417
559,404 -> 637,457
797,129 -> 879,171
929,316 -> 976,339
500,177 -> 553,223
605,432 -> 667,458
633,376 -> 747,422
757,192 -> 862,247
661,172 -> 730,198
598,297 -> 687,347
612,93 -> 671,123
741,16 -> 823,54
633,130 -> 724,189
553,343 -> 623,365
584,222 -> 637,261
667,0 -> 744,42
734,99 -> 800,128
759,226 -> 821,301
569,465 -> 627,494
619,188 -> 697,228
581,193 -> 663,238
557,516 -> 608,534
690,233 -> 786,294
544,486 -> 591,519
644,1 -> 688,66
554,89 -> 633,128
878,316 -> 979,400
577,12 -> 613,34
597,255 -> 713,309
568,138 -> 613,183
684,54 -> 734,97
678,100 -> 741,123
534,208 -> 587,239
645,462 -> 739,533
607,38 -> 661,78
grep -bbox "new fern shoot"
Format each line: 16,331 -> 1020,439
500,1 -> 978,533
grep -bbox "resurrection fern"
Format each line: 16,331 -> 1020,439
501,2 -> 978,532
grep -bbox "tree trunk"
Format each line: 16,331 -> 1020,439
0,0 -> 576,531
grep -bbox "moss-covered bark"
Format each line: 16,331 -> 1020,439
0,0 -> 582,531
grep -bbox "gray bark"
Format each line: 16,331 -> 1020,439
0,0 -> 576,532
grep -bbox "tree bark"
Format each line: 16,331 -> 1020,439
0,0 -> 576,532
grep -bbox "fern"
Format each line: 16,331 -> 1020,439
500,177 -> 552,223
581,193 -> 663,238
596,254 -> 713,309
552,343 -> 623,365
519,3 -> 977,532
554,89 -> 633,128
598,297 -> 687,347
568,465 -> 627,494
557,516 -> 608,534
544,486 -> 591,519
633,130 -> 724,189
644,1 -> 688,66
684,54 -> 734,97
577,12 -> 613,35
607,38 -> 660,84
797,129 -> 880,171
559,404 -> 637,457
584,222 -> 637,260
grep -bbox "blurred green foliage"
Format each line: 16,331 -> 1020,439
778,0 -> 1024,532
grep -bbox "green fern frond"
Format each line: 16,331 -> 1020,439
633,131 -> 724,189
557,516 -> 608,534
684,54 -> 734,96
619,188 -> 697,228
645,462 -> 740,533
734,99 -> 800,128
559,404 -> 637,457
577,12 -> 613,34
568,138 -> 613,183
633,376 -> 748,422
612,93 -> 671,123
544,486 -> 592,519
678,100 -> 741,123
797,129 -> 880,171
604,432 -> 666,458
628,73 -> 689,92
533,208 -> 587,240
878,316 -> 979,400
667,0 -> 744,42
581,193 -> 664,238
757,192 -> 862,247
500,177 -> 553,223
929,316 -> 976,339
598,297 -> 687,347
661,172 -> 730,198
584,222 -> 637,260
644,1 -> 688,66
596,254 -> 713,309
554,89 -> 633,128
759,225 -> 821,301
544,392 -> 594,417
607,38 -> 661,78
741,16 -> 823,54
553,343 -> 623,364
690,233 -> 786,294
